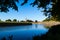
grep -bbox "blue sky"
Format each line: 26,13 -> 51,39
0,0 -> 47,21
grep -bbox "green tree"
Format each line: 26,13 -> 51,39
5,19 -> 11,22
43,16 -> 58,21
13,19 -> 17,22
0,0 -> 28,12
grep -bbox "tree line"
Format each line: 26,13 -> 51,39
0,19 -> 38,22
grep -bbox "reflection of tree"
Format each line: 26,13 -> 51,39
33,24 -> 60,40
35,20 -> 38,22
35,24 -> 38,28
9,35 -> 13,40
13,19 -> 17,22
1,35 -> 13,40
1,37 -> 6,40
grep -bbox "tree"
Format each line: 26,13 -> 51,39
43,16 -> 57,21
13,19 -> 17,22
35,20 -> 38,22
20,20 -> 25,22
28,0 -> 60,21
0,0 -> 60,21
0,0 -> 28,12
5,19 -> 11,22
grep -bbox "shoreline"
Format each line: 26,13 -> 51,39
33,21 -> 60,27
0,21 -> 60,27
0,22 -> 32,26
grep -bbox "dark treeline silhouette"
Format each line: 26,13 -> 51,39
0,19 -> 34,22
33,24 -> 60,40
5,19 -> 18,22
6,19 -> 12,22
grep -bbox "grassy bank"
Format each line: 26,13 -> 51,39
41,21 -> 60,27
33,21 -> 60,28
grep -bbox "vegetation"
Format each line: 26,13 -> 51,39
0,19 -> 34,23
43,16 -> 60,22
0,0 -> 60,40
0,0 -> 60,21
5,19 -> 12,22
0,19 -> 33,26
0,19 -> 3,22
20,20 -> 25,22
26,20 -> 33,22
33,24 -> 60,40
13,19 -> 17,22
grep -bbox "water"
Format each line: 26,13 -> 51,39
0,24 -> 48,40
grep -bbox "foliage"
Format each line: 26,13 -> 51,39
29,0 -> 60,21
20,20 -> 25,22
0,0 -> 60,21
0,0 -> 28,12
43,16 -> 57,21
0,0 -> 18,12
5,19 -> 11,22
13,19 -> 17,22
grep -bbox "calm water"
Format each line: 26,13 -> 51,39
0,24 -> 48,40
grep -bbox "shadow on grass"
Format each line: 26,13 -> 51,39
33,24 -> 60,40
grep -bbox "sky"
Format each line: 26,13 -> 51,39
0,0 -> 47,21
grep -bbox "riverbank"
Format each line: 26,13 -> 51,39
0,21 -> 60,27
33,21 -> 60,27
0,22 -> 32,26
33,24 -> 60,40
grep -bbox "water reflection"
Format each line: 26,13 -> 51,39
1,37 -> 6,40
0,24 -> 48,40
1,35 -> 13,40
35,24 -> 38,28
